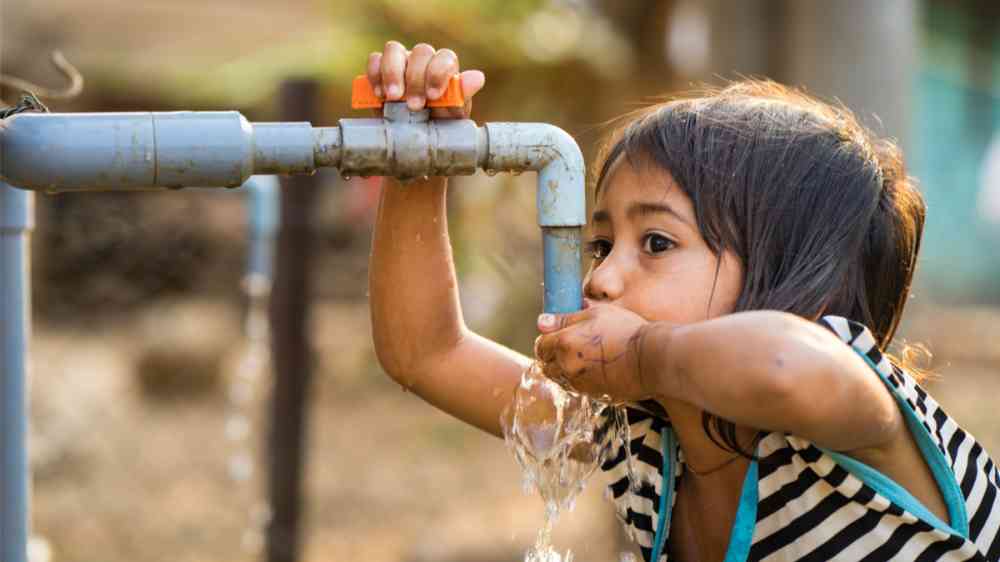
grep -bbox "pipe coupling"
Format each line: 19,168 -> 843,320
338,102 -> 484,181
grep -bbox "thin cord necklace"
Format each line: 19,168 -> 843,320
685,453 -> 742,477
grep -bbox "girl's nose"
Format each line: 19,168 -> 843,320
583,259 -> 625,302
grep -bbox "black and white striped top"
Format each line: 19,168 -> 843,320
598,316 -> 1000,561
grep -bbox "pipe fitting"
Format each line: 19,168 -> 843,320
337,102 -> 482,180
484,123 -> 586,227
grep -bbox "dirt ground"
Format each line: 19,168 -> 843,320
26,301 -> 1000,562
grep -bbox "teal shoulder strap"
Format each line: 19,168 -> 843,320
650,429 -> 676,562
723,458 -> 759,562
822,349 -> 969,538
650,428 -> 760,562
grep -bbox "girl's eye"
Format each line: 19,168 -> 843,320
642,233 -> 676,255
586,239 -> 612,260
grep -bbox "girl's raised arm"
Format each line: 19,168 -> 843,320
367,41 -> 530,437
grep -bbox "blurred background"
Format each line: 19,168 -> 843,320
1,1 -> 999,561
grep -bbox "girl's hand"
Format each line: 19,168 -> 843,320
533,304 -> 656,402
367,41 -> 486,120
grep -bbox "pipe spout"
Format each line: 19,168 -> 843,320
484,123 -> 587,313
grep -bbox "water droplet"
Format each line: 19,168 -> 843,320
485,169 -> 498,177
228,453 -> 254,482
229,380 -> 254,404
421,175 -> 430,182
512,170 -> 524,177
341,172 -> 353,181
225,415 -> 251,441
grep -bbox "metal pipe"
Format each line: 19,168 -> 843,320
0,181 -> 33,562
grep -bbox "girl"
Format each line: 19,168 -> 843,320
367,41 -> 1000,561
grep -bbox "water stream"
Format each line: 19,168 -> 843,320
225,275 -> 273,555
501,361 -> 637,562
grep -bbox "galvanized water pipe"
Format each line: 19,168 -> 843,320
0,181 -> 33,562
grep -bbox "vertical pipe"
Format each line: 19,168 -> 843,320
245,176 -> 281,285
267,80 -> 319,562
0,181 -> 33,562
541,227 -> 584,314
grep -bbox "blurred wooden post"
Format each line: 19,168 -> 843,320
267,78 -> 320,562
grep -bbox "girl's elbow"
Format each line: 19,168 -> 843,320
371,325 -> 469,386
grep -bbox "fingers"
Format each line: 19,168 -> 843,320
425,49 -> 458,100
459,70 -> 486,99
405,43 -> 436,111
541,359 -> 576,390
426,53 -> 478,120
380,40 -> 408,101
366,52 -> 383,98
372,41 -> 484,119
537,308 -> 593,334
443,69 -> 486,120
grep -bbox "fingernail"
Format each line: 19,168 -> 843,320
426,87 -> 441,100
374,85 -> 383,98
386,84 -> 401,100
538,314 -> 555,329
407,96 -> 425,110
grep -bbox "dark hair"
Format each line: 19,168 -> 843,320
593,80 -> 926,456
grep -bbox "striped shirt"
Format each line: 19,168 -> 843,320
598,316 -> 1000,561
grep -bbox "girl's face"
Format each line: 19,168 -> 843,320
584,156 -> 744,324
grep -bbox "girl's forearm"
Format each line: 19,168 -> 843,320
639,311 -> 899,450
369,176 -> 467,383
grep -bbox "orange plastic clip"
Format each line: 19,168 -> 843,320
351,75 -> 465,110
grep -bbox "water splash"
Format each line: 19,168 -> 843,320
501,361 -> 622,562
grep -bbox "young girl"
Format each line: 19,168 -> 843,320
366,41 -> 1000,561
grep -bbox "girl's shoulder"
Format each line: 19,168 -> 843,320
765,315 -> 1000,558
816,315 -> 998,489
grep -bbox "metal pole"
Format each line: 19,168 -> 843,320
0,181 -> 33,562
267,80 -> 320,562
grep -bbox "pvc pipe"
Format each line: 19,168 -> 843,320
243,175 -> 281,288
483,122 -> 586,313
0,107 -> 585,311
0,112 -> 311,191
0,181 -> 32,562
0,106 -> 587,552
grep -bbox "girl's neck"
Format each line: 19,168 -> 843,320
659,398 -> 757,484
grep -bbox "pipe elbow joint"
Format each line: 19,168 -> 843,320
484,122 -> 586,227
